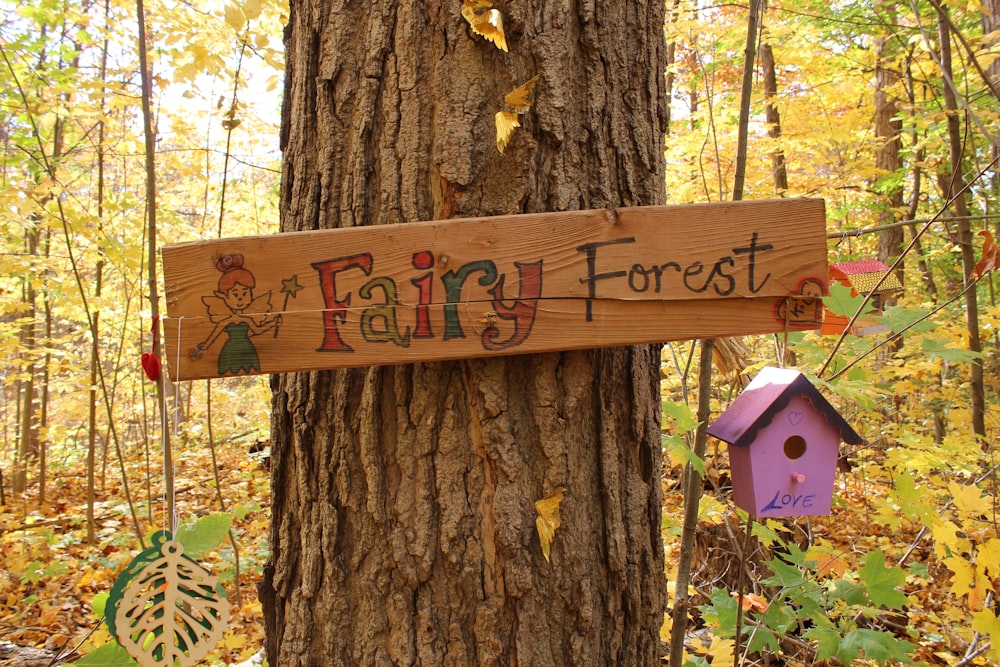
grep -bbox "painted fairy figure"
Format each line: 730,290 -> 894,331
193,254 -> 280,375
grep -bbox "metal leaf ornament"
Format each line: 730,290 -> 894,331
495,76 -> 540,154
461,0 -> 507,52
534,486 -> 565,562
107,531 -> 230,667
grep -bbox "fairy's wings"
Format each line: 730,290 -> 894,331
201,294 -> 231,322
201,291 -> 273,324
248,291 -> 273,326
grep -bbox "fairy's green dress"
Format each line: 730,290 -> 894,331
217,322 -> 260,374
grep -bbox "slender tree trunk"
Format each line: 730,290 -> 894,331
759,43 -> 788,195
875,3 -> 905,292
665,0 -> 681,136
936,7 -> 987,442
15,221 -> 40,495
262,1 -> 668,664
903,62 -> 940,303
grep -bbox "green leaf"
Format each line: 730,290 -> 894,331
699,587 -> 738,636
683,658 -> 711,667
175,513 -> 233,559
878,305 -> 937,334
91,591 -> 109,620
663,433 -> 706,476
663,399 -> 700,432
921,337 -> 985,364
859,550 -> 910,609
762,555 -> 806,589
72,641 -> 139,666
824,281 -> 875,317
836,628 -> 914,663
233,502 -> 261,521
804,624 -> 842,662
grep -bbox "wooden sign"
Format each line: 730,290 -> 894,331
161,199 -> 829,381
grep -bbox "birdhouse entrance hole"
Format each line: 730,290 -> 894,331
784,435 -> 807,459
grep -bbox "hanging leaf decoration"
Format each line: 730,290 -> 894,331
495,76 -> 540,154
504,75 -> 539,112
107,531 -> 230,667
495,111 -> 520,154
461,0 -> 508,52
534,487 -> 565,563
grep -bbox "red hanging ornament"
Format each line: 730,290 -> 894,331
142,316 -> 161,382
141,352 -> 161,382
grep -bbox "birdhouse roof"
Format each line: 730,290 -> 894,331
706,367 -> 863,448
830,260 -> 903,293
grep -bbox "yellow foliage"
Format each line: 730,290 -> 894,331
971,609 -> 1000,662
949,480 -> 992,519
223,3 -> 245,31
933,520 -> 972,558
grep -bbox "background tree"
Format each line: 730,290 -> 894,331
260,0 -> 668,664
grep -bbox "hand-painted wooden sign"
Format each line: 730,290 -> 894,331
161,199 -> 829,381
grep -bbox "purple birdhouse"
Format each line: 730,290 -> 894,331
706,367 -> 862,518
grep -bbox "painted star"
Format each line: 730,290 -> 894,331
280,275 -> 304,298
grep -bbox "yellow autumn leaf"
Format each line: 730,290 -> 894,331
461,1 -> 508,52
242,0 -> 262,20
944,555 -> 990,608
705,636 -> 736,667
534,487 -> 565,562
978,538 -> 1000,580
971,609 -> 1000,662
949,480 -> 992,517
504,75 -> 540,112
224,3 -> 246,30
932,519 -> 971,558
495,110 -> 520,154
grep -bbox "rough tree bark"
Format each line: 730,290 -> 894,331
261,1 -> 668,665
759,43 -> 788,195
874,2 -> 904,288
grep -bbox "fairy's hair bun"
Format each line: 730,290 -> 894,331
216,254 -> 245,273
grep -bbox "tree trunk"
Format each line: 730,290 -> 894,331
760,42 -> 788,195
875,3 -> 905,288
262,1 -> 668,665
936,6 -> 986,443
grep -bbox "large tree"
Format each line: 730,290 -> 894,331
260,1 -> 668,664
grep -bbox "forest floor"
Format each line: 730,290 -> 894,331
0,434 -> 990,665
661,463 -> 986,666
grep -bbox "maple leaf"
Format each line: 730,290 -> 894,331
973,229 -> 999,279
534,487 -> 565,562
461,0 -> 508,52
943,555 -> 988,608
823,281 -> 874,318
978,538 -> 1000,580
948,480 -> 991,518
223,3 -> 245,30
971,609 -> 1000,662
858,550 -> 909,609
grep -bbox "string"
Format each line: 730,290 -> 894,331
168,316 -> 184,534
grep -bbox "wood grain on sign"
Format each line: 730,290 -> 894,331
161,199 -> 828,380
